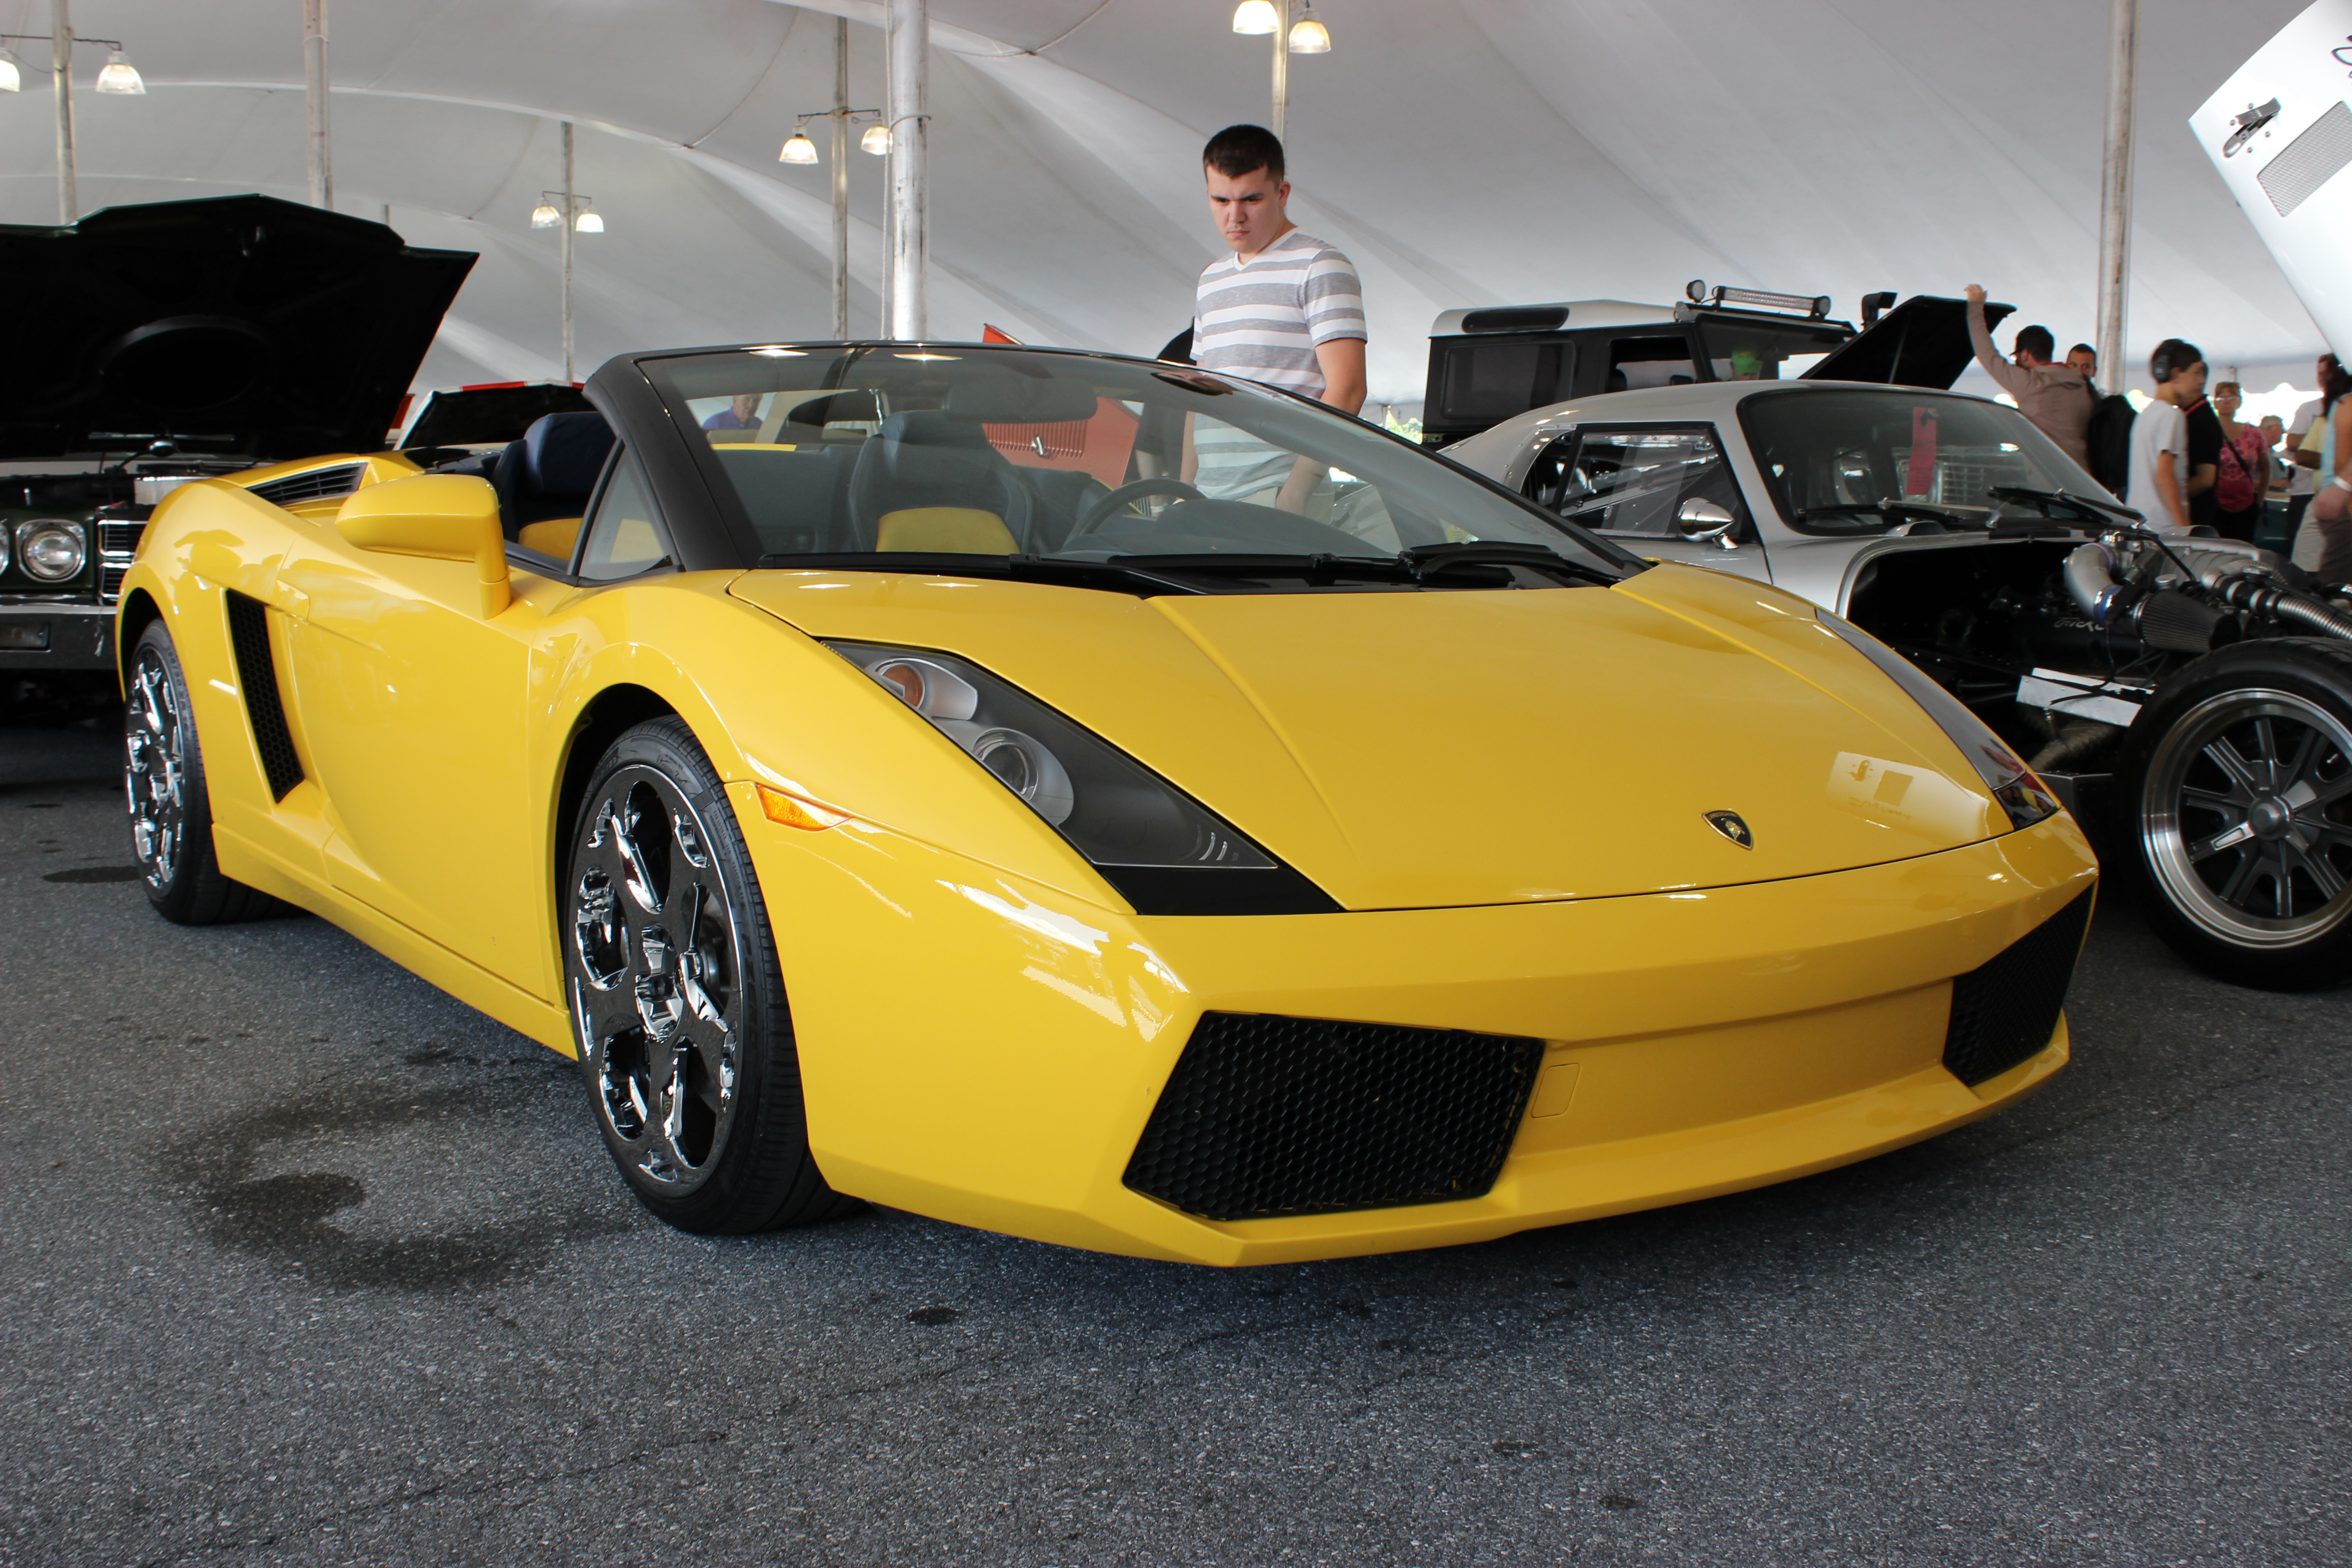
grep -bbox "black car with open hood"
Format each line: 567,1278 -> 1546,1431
0,194 -> 474,683
1418,285 -> 2010,450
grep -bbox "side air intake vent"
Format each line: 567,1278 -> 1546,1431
1943,892 -> 2092,1086
2259,100 -> 2352,217
223,591 -> 304,801
1124,1013 -> 1545,1221
246,462 -> 368,509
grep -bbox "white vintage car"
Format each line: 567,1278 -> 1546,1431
1445,372 -> 2352,993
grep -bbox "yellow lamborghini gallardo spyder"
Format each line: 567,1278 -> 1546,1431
117,340 -> 2096,1265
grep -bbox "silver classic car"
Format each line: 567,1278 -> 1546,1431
1446,373 -> 2352,993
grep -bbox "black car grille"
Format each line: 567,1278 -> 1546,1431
224,591 -> 305,801
1124,1013 -> 1546,1221
245,462 -> 367,508
1943,892 -> 2092,1087
97,520 -> 147,555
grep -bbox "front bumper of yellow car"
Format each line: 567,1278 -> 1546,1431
737,784 -> 2097,1267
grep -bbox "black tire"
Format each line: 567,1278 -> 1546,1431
124,619 -> 279,926
2115,638 -> 2352,990
562,716 -> 859,1234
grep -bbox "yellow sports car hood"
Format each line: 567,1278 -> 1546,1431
730,564 -> 2009,911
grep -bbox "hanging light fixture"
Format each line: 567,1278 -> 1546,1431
530,199 -> 561,228
573,206 -> 604,234
859,121 -> 891,155
1231,0 -> 1278,34
779,122 -> 819,164
0,49 -> 20,93
93,47 -> 144,94
1288,4 -> 1331,53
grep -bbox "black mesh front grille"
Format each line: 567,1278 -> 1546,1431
223,591 -> 304,801
1944,892 -> 2092,1086
246,462 -> 367,508
1124,1013 -> 1546,1221
97,520 -> 147,554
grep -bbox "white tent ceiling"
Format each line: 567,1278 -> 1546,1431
0,0 -> 2324,409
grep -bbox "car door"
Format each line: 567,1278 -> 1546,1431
273,490 -> 548,997
1520,422 -> 1771,582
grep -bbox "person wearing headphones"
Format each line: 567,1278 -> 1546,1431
2123,339 -> 2208,533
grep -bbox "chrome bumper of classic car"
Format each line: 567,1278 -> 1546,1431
0,598 -> 114,671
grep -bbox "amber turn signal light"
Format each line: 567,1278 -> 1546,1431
756,784 -> 850,831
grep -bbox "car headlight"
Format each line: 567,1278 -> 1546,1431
16,519 -> 87,583
1814,607 -> 2061,830
827,641 -> 1339,915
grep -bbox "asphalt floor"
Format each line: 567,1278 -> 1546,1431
2,718 -> 2346,1567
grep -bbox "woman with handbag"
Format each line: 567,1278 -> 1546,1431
2210,380 -> 2269,541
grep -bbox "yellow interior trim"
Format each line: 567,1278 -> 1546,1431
517,517 -> 582,559
876,507 -> 1016,554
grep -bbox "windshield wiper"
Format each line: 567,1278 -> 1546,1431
754,551 -> 1211,595
1986,485 -> 2142,527
1796,500 -> 1986,531
1397,541 -> 1620,585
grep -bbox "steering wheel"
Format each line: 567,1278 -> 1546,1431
1071,477 -> 1204,538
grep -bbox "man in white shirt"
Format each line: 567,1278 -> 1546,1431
1185,124 -> 1366,510
2124,338 -> 2204,532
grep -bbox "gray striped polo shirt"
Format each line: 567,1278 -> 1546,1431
1192,228 -> 1365,498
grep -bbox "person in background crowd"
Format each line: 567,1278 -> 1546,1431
701,392 -> 762,432
1186,123 -> 1366,514
2180,365 -> 2225,532
1964,285 -> 2092,466
2125,338 -> 2205,532
2210,380 -> 2269,541
2067,343 -> 2099,388
2283,353 -> 2336,541
2263,414 -> 2290,505
2293,355 -> 2352,578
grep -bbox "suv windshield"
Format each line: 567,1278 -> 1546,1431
640,346 -> 1637,580
1740,388 -> 2107,535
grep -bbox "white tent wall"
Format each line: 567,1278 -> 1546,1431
0,0 -> 2323,407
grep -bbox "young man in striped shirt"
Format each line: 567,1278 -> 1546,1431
1186,124 -> 1366,512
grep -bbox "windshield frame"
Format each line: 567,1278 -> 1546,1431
1735,384 -> 2110,538
624,341 -> 1651,581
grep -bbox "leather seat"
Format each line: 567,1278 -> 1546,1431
494,411 -> 616,539
846,411 -> 1035,551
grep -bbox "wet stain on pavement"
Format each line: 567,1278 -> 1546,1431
165,1083 -> 623,1294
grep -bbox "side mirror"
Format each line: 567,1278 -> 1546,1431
1675,497 -> 1740,549
336,474 -> 510,617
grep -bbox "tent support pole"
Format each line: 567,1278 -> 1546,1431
885,0 -> 926,340
561,120 -> 575,385
52,0 -> 74,223
304,0 -> 333,209
833,17 -> 850,341
2095,0 -> 2136,390
1270,0 -> 1288,141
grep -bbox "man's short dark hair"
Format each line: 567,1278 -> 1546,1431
2069,343 -> 2096,361
1204,124 -> 1284,184
2150,338 -> 2202,384
2014,324 -> 2055,362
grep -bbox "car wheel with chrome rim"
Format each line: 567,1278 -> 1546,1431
124,618 -> 277,925
564,716 -> 858,1233
2119,640 -> 2352,990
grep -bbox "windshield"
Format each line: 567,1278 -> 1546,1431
638,346 -> 1638,579
1739,388 -> 2108,535
1691,320 -> 1849,382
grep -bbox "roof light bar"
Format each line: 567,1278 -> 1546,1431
1685,280 -> 1834,320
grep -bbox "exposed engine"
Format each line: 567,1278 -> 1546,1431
1843,532 -> 2352,781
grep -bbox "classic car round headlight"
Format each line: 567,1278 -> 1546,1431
16,519 -> 87,582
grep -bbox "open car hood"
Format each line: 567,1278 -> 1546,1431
1801,294 -> 2012,391
0,194 -> 475,462
732,565 -> 2012,912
